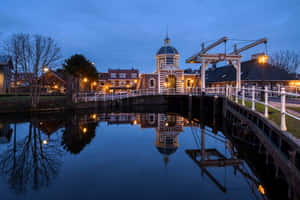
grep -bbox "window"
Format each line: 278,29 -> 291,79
110,73 -> 116,78
166,56 -> 174,64
121,81 -> 126,86
111,81 -> 115,86
131,73 -> 137,78
187,80 -> 191,87
120,73 -> 126,78
149,78 -> 155,88
100,81 -> 105,86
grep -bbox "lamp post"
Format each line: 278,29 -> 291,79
258,54 -> 269,99
42,66 -> 49,94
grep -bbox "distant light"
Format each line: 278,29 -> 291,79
258,185 -> 265,195
42,140 -> 48,145
82,127 -> 87,133
93,81 -> 97,86
43,67 -> 49,73
91,62 -> 95,65
133,120 -> 137,125
83,77 -> 88,83
258,54 -> 268,64
134,79 -> 138,83
53,84 -> 58,89
191,79 -> 194,83
165,122 -> 169,126
91,114 -> 97,119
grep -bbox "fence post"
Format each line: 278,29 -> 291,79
252,86 -> 255,111
242,86 -> 245,106
235,86 -> 238,103
281,88 -> 287,131
264,86 -> 269,118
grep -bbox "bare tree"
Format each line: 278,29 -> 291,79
3,33 -> 62,108
270,50 -> 300,74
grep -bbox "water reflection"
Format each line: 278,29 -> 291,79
0,112 -> 298,199
0,120 -> 62,193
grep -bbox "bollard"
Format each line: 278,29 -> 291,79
264,86 -> 268,118
235,86 -> 238,103
242,86 -> 245,106
252,86 -> 255,111
280,88 -> 287,131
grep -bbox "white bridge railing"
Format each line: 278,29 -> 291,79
76,86 -> 300,132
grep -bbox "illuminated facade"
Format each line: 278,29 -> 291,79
137,33 -> 201,93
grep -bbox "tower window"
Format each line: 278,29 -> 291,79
187,80 -> 191,87
149,78 -> 155,88
166,56 -> 174,64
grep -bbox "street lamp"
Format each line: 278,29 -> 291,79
83,77 -> 88,83
258,54 -> 269,99
43,67 -> 49,73
258,54 -> 269,86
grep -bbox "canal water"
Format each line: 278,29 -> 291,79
0,110 -> 298,200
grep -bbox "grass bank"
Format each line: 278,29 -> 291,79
234,98 -> 300,138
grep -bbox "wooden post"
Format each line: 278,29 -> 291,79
242,86 -> 245,106
235,86 -> 238,103
265,86 -> 268,118
281,88 -> 287,131
252,86 -> 255,111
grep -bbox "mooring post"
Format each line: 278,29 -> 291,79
235,86 -> 238,103
265,86 -> 269,118
280,87 -> 287,131
252,86 -> 255,111
242,86 -> 245,106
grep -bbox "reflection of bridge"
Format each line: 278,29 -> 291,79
186,126 -> 266,199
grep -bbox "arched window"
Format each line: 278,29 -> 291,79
149,78 -> 155,88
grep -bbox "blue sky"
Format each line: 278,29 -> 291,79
1,0 -> 299,73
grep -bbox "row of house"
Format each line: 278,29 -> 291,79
1,35 -> 299,95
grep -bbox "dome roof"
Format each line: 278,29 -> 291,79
156,146 -> 178,155
156,46 -> 179,56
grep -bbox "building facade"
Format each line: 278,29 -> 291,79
97,69 -> 139,94
0,56 -> 12,94
138,34 -> 201,93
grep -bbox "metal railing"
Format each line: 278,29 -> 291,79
228,86 -> 300,131
76,86 -> 300,132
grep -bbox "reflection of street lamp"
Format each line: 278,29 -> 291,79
42,140 -> 48,145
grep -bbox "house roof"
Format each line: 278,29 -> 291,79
206,60 -> 297,83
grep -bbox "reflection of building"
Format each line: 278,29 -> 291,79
138,32 -> 201,93
155,114 -> 184,165
0,56 -> 12,94
0,123 -> 12,144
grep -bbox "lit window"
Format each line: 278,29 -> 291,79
110,73 -> 116,78
131,73 -> 137,78
120,73 -> 126,78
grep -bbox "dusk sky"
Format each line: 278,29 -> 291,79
1,0 -> 299,73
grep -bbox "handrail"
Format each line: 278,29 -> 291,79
75,85 -> 300,132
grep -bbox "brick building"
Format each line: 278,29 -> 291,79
97,69 -> 139,94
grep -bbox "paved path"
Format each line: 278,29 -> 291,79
269,97 -> 300,117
